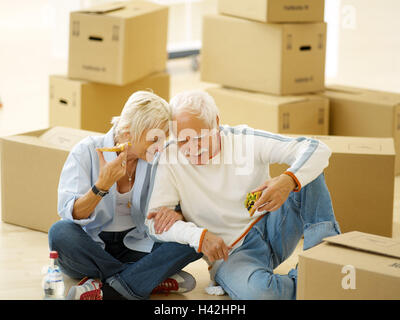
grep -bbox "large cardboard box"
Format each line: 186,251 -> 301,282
320,85 -> 400,174
49,72 -> 170,133
218,0 -> 325,23
201,15 -> 326,95
270,135 -> 395,237
68,1 -> 168,85
207,86 -> 329,135
298,232 -> 400,300
0,127 -> 101,233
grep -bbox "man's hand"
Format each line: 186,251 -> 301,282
147,207 -> 184,234
249,174 -> 297,215
201,231 -> 231,262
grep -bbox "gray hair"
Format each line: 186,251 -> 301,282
170,90 -> 219,128
111,91 -> 171,142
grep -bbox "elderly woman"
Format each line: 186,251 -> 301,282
48,91 -> 202,300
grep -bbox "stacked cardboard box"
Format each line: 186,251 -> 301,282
50,1 -> 170,133
49,73 -> 170,134
218,0 -> 325,23
206,87 -> 329,135
319,85 -> 400,175
202,0 -> 328,134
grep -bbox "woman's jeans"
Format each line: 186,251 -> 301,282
48,222 -> 202,300
214,173 -> 341,300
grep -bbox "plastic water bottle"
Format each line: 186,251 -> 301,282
42,251 -> 65,300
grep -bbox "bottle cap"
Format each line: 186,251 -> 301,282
49,251 -> 58,259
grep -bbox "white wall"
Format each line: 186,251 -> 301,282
327,0 -> 400,93
154,0 -> 218,51
0,0 -> 82,136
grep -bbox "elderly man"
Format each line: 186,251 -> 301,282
145,90 -> 341,300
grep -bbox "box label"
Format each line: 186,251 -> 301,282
347,143 -> 382,153
283,5 -> 309,11
82,65 -> 107,73
294,75 -> 314,83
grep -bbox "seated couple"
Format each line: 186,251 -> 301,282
49,90 -> 340,300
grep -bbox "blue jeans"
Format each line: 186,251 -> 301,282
48,221 -> 202,300
214,173 -> 341,300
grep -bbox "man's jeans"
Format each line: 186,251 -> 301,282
48,222 -> 202,300
214,173 -> 341,300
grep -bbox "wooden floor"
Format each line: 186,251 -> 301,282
0,57 -> 399,300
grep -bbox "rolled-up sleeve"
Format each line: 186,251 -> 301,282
57,142 -> 96,226
145,162 -> 206,252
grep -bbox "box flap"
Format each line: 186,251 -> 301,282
325,85 -> 363,95
215,87 -> 324,106
79,2 -> 126,14
322,136 -> 395,155
39,127 -> 101,150
76,1 -> 166,18
324,231 -> 400,259
325,85 -> 400,107
50,74 -> 88,84
1,135 -> 58,150
1,127 -> 100,151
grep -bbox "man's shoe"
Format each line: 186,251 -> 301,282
152,270 -> 196,294
66,277 -> 103,300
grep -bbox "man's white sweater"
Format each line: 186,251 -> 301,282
145,125 -> 331,272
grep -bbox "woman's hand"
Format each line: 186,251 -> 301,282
95,148 -> 128,191
147,207 -> 184,234
249,174 -> 297,215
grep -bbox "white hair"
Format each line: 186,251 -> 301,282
111,90 -> 171,142
170,90 -> 219,128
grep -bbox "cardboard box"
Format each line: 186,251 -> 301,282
297,231 -> 400,300
207,86 -> 329,135
201,14 -> 326,95
0,127 -> 101,233
68,1 -> 168,85
320,85 -> 400,174
270,135 -> 395,237
218,0 -> 325,23
49,72 -> 170,133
